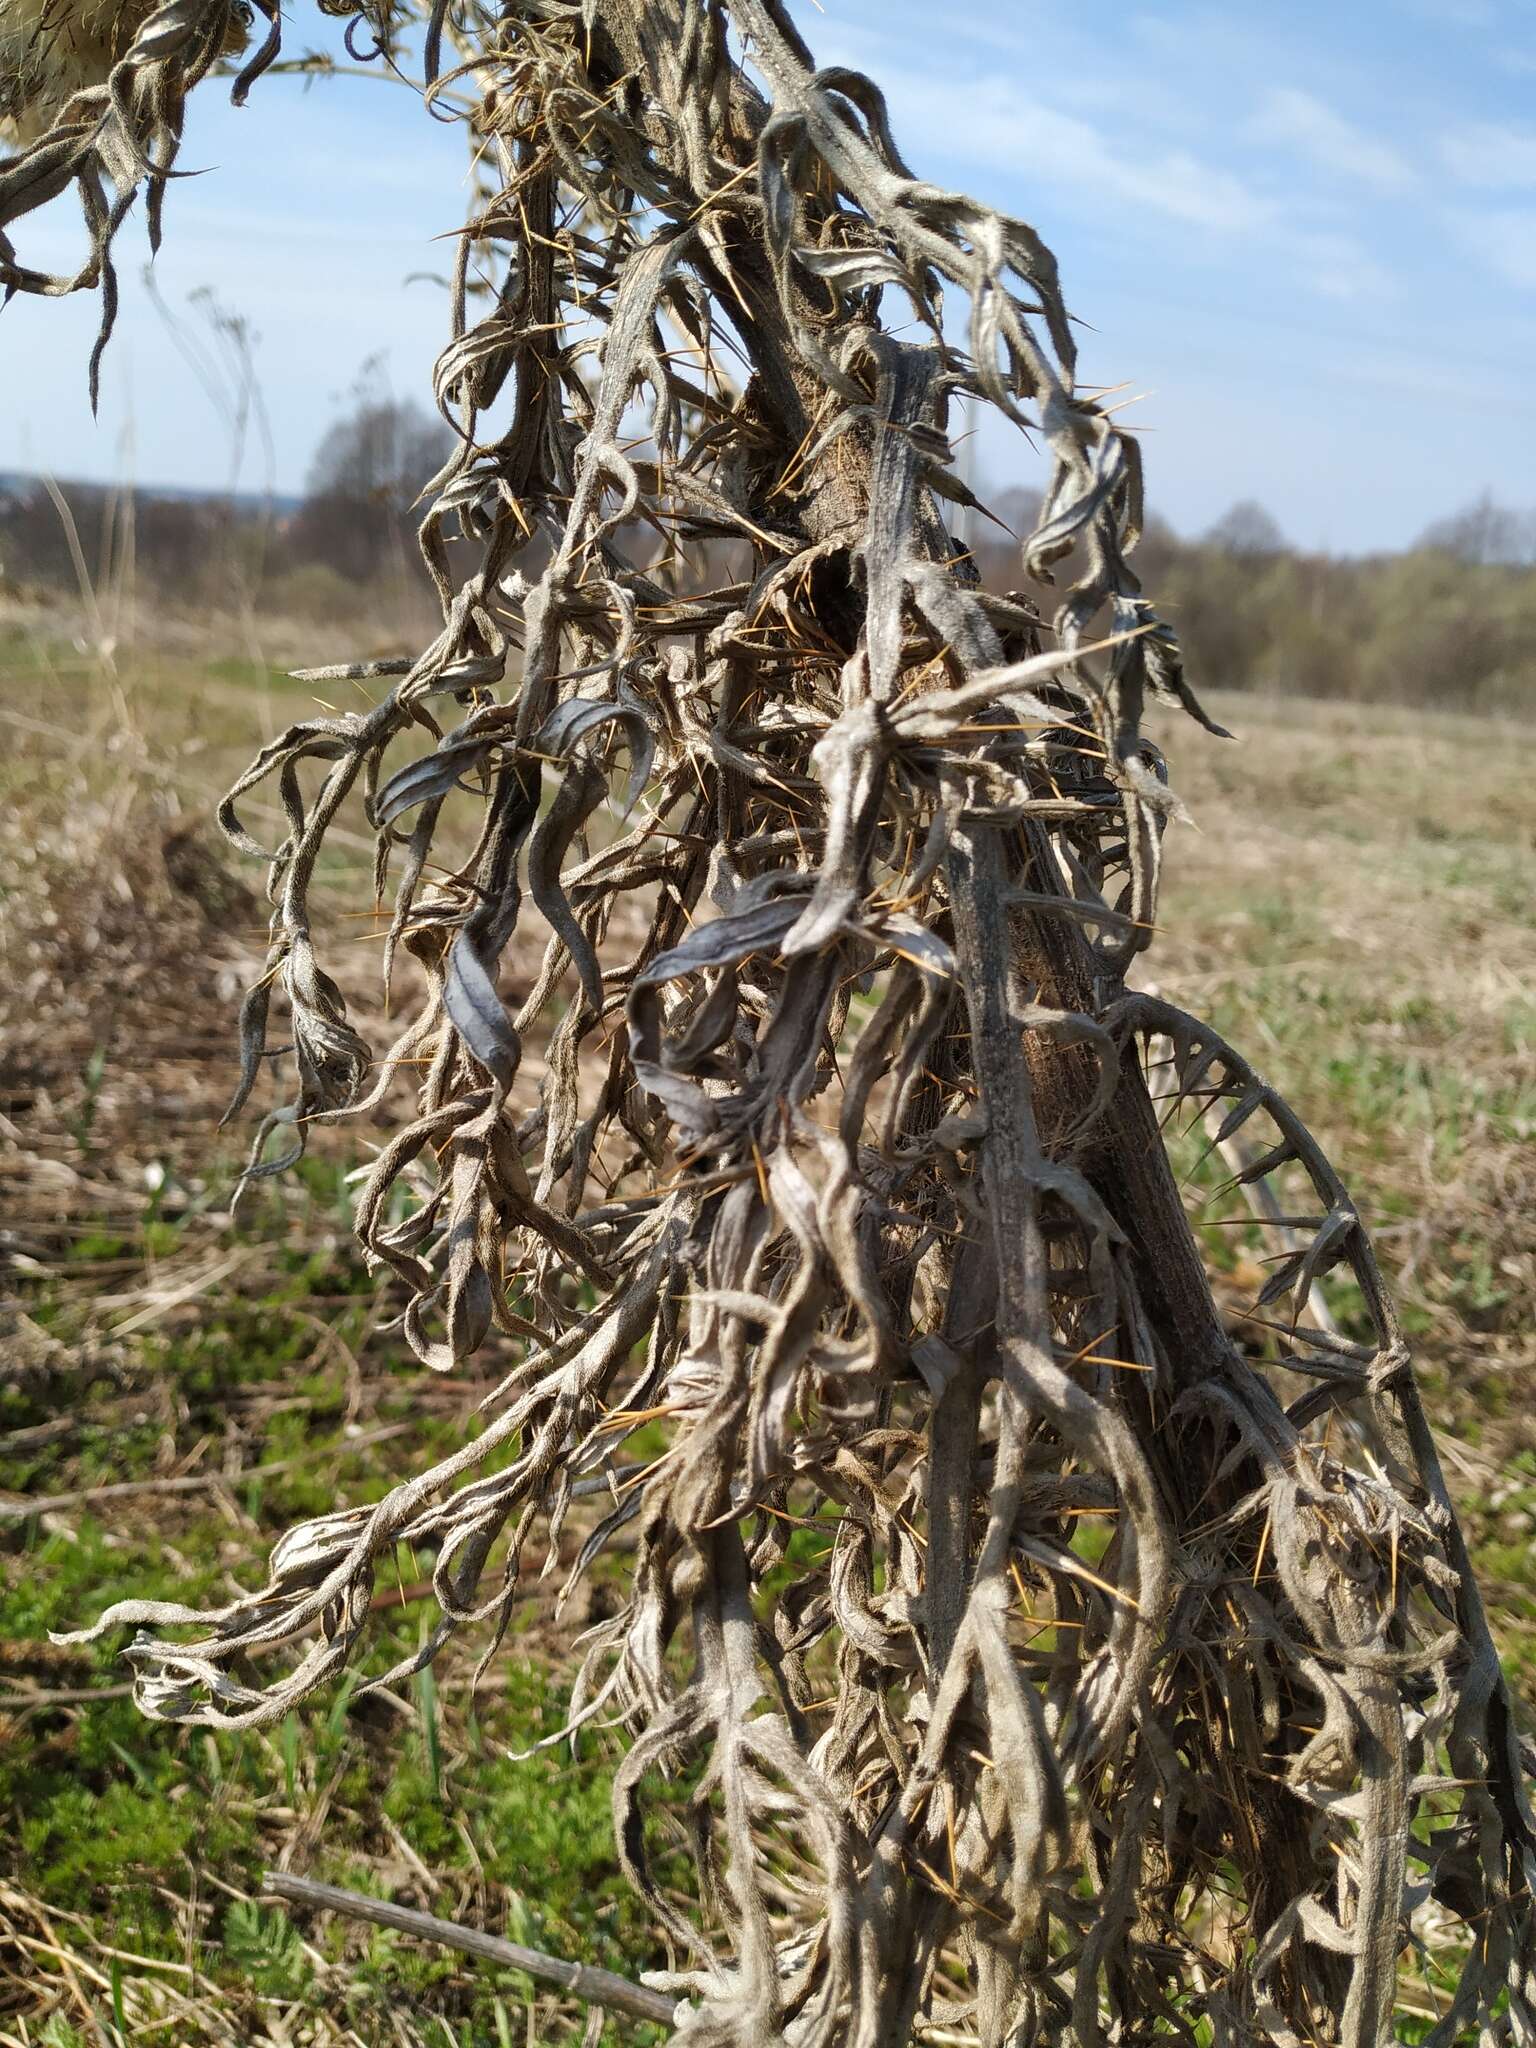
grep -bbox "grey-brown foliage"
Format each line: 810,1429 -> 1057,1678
5,4 -> 1534,2044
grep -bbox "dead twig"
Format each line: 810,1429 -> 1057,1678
260,1871 -> 677,2027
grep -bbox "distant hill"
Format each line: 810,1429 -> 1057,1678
0,471 -> 303,518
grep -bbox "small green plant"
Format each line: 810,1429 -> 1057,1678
222,1900 -> 313,2002
68,1045 -> 106,1154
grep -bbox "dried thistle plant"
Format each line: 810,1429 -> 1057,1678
6,4 -> 1535,2043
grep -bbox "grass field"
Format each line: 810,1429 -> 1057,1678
1,616 -> 1532,2046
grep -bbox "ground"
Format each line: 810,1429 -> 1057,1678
0,611 -> 1531,2045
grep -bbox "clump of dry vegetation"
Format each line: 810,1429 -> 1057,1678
0,0 -> 245,144
3,5 -> 1534,2048
5,659 -> 1531,2048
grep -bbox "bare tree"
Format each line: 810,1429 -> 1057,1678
4,6 -> 1533,2046
1417,492 -> 1536,568
292,369 -> 451,583
1205,500 -> 1288,559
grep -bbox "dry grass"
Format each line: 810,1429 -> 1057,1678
1154,689 -> 1536,1651
1,624 -> 1532,2043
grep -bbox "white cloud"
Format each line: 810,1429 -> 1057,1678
1330,347 -> 1490,404
1256,89 -> 1414,192
1454,207 -> 1536,287
1281,229 -> 1397,301
996,102 -> 1270,231
811,38 -> 1406,305
1405,0 -> 1497,24
834,66 -> 1272,234
1439,121 -> 1536,186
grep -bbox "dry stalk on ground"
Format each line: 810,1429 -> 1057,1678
4,4 -> 1534,2044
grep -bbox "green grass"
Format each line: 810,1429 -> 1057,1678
0,1190 -> 674,2046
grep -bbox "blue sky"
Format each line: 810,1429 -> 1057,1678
2,0 -> 1534,549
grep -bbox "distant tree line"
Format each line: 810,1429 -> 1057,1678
1,401 -> 1532,710
0,390 -> 452,625
285,394 -> 450,586
971,488 -> 1536,713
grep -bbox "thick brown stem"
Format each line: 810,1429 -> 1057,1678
1008,821 -> 1233,1392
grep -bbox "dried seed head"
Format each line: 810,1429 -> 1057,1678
0,0 -> 247,142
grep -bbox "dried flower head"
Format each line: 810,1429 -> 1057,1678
0,0 -> 247,142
